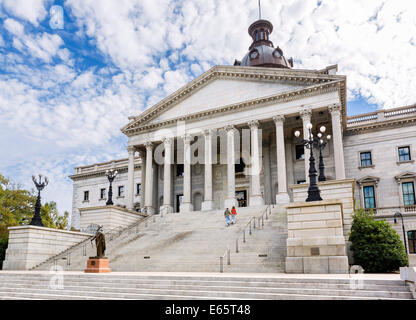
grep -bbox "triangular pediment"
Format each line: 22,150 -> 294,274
122,65 -> 346,136
395,171 -> 416,181
357,176 -> 380,185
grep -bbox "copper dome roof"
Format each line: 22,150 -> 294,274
235,19 -> 293,69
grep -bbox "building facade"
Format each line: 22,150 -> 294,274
70,19 -> 416,260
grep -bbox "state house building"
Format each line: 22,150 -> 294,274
69,19 -> 416,258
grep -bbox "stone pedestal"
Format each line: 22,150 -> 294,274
2,226 -> 90,270
275,193 -> 290,205
84,258 -> 111,273
159,205 -> 173,214
180,203 -> 193,213
201,200 -> 214,211
285,199 -> 349,274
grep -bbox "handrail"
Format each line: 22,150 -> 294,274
30,212 -> 154,270
219,205 -> 273,272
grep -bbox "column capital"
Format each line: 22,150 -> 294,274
203,128 -> 215,137
144,141 -> 153,150
273,115 -> 285,125
224,124 -> 235,133
328,103 -> 342,114
248,120 -> 259,129
182,134 -> 192,144
127,145 -> 136,155
300,106 -> 312,120
162,137 -> 173,146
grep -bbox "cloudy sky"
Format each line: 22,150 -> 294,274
0,0 -> 415,220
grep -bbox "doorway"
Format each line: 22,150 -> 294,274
176,194 -> 183,212
236,190 -> 247,207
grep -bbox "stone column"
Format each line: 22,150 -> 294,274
273,115 -> 290,204
180,134 -> 193,212
248,120 -> 264,206
126,146 -> 136,210
139,149 -> 146,211
329,104 -> 346,180
202,129 -> 214,211
224,125 -> 237,208
300,107 -> 312,183
144,142 -> 154,214
160,137 -> 173,214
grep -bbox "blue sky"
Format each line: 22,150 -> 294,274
0,0 -> 415,220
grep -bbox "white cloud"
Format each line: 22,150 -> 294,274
0,0 -> 50,26
4,18 -> 24,36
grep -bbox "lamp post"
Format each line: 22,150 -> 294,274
105,169 -> 118,206
295,123 -> 322,202
314,126 -> 331,182
394,211 -> 408,255
30,174 -> 49,227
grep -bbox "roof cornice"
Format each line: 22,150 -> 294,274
121,65 -> 346,136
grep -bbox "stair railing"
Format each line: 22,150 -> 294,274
30,212 -> 158,270
219,248 -> 231,273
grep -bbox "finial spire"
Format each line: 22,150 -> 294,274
258,0 -> 261,19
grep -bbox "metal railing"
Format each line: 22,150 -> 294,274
219,205 -> 273,273
30,212 -> 160,270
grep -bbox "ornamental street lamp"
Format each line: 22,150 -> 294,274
105,169 -> 118,206
294,123 -> 322,202
314,126 -> 332,182
30,174 -> 49,227
394,211 -> 408,255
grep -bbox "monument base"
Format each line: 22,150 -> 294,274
84,257 -> 111,273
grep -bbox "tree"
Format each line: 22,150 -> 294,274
349,209 -> 408,273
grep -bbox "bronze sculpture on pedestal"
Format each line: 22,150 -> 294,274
91,226 -> 106,258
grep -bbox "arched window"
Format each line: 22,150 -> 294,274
408,230 -> 416,253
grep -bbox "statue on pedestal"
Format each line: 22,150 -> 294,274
91,226 -> 106,258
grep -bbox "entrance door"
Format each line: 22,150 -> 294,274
176,194 -> 183,212
236,190 -> 247,207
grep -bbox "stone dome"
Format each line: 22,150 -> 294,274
235,19 -> 293,69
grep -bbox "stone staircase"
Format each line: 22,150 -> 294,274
0,272 -> 413,300
33,205 -> 285,273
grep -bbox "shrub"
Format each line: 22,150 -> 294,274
0,238 -> 8,270
349,209 -> 408,273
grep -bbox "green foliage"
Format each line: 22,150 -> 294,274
0,173 -> 68,241
349,209 -> 409,273
0,239 -> 8,270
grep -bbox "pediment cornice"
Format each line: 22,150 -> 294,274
121,66 -> 346,136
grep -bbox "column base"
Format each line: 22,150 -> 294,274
249,195 -> 264,207
224,198 -> 237,209
159,205 -> 173,215
180,203 -> 193,213
144,206 -> 155,215
201,200 -> 215,211
275,193 -> 290,205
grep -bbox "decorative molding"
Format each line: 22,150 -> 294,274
162,137 -> 173,146
203,128 -> 215,137
273,115 -> 285,125
182,134 -> 192,144
248,120 -> 259,129
356,176 -> 380,186
224,125 -> 235,133
328,103 -> 342,114
121,66 -> 346,136
144,141 -> 153,149
300,106 -> 312,121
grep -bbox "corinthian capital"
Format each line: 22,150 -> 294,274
127,145 -> 136,155
273,115 -> 285,126
328,103 -> 342,114
300,106 -> 312,121
248,120 -> 259,130
144,141 -> 153,150
224,125 -> 235,133
182,134 -> 192,144
162,137 -> 173,146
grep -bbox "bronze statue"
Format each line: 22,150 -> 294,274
91,226 -> 106,258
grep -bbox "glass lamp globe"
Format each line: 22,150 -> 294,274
317,133 -> 322,138
307,123 -> 313,130
327,135 -> 331,140
320,139 -> 324,144
320,126 -> 326,133
294,130 -> 300,137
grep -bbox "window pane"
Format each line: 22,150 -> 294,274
360,152 -> 372,166
296,145 -> 305,160
363,186 -> 375,209
398,147 -> 411,161
402,182 -> 415,205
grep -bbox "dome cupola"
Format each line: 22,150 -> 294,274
235,19 -> 293,69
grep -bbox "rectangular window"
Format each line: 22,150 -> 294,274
402,182 -> 415,206
136,183 -> 141,195
408,230 -> 416,254
100,188 -> 106,199
118,186 -> 124,197
360,152 -> 372,167
297,180 -> 306,184
176,164 -> 184,177
295,145 -> 305,160
83,191 -> 89,201
363,186 -> 376,209
398,146 -> 411,162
